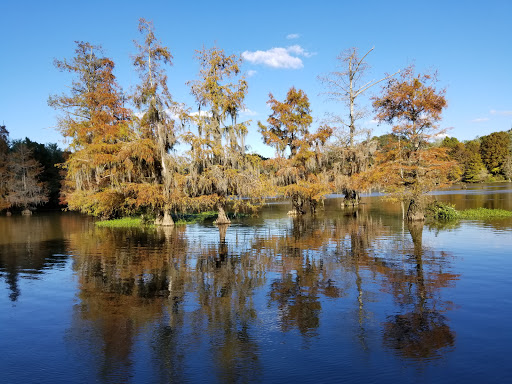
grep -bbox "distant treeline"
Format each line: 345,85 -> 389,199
439,132 -> 511,182
0,126 -> 65,212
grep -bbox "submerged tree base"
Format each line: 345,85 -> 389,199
155,211 -> 174,226
213,204 -> 231,225
341,189 -> 361,209
406,199 -> 425,222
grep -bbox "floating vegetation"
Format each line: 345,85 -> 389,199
95,217 -> 150,228
427,202 -> 512,221
457,208 -> 512,219
95,211 -> 221,228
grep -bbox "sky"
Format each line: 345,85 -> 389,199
1,0 -> 511,157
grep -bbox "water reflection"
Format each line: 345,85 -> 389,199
67,225 -> 186,382
0,214 -> 71,302
381,222 -> 456,360
10,185 -> 512,381
60,208 -> 464,382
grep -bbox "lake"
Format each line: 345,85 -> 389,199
1,183 -> 511,383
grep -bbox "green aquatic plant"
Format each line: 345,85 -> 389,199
95,211 -> 225,228
457,208 -> 512,219
426,201 -> 459,221
95,217 -> 151,228
427,201 -> 512,221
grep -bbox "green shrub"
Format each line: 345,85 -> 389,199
426,201 -> 459,220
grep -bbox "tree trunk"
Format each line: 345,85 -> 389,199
214,202 -> 231,225
288,195 -> 306,216
309,199 -> 318,214
155,209 -> 174,226
341,188 -> 360,208
406,198 -> 424,221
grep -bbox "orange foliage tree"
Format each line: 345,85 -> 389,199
49,42 -> 132,218
259,87 -> 332,215
182,47 -> 268,224
359,66 -> 453,221
127,18 -> 188,226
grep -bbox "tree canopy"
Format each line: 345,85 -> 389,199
358,67 -> 453,221
259,87 -> 332,215
184,47 -> 266,224
30,24 -> 512,223
49,42 -> 132,218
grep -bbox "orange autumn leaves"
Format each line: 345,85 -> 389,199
50,19 -> 453,221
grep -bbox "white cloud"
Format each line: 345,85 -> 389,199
190,111 -> 212,118
286,33 -> 300,40
242,108 -> 257,116
247,69 -> 257,77
490,109 -> 512,116
471,117 -> 490,123
286,44 -> 313,58
242,45 -> 313,69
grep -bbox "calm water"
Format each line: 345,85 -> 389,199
1,183 -> 511,383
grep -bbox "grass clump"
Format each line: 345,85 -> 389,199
95,217 -> 152,228
427,201 -> 512,221
457,208 -> 512,219
94,210 -> 253,227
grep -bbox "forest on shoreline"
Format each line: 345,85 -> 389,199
1,19 -> 511,223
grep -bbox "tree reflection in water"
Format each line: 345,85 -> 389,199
68,225 -> 185,382
381,222 -> 456,360
0,214 -> 69,302
68,223 -> 266,383
262,217 -> 344,337
171,223 -> 264,383
64,208 -> 460,382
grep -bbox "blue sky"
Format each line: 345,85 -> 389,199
1,0 -> 511,157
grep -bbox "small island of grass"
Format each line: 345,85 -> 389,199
457,207 -> 512,219
95,217 -> 148,228
95,211 -> 220,228
427,202 -> 512,221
